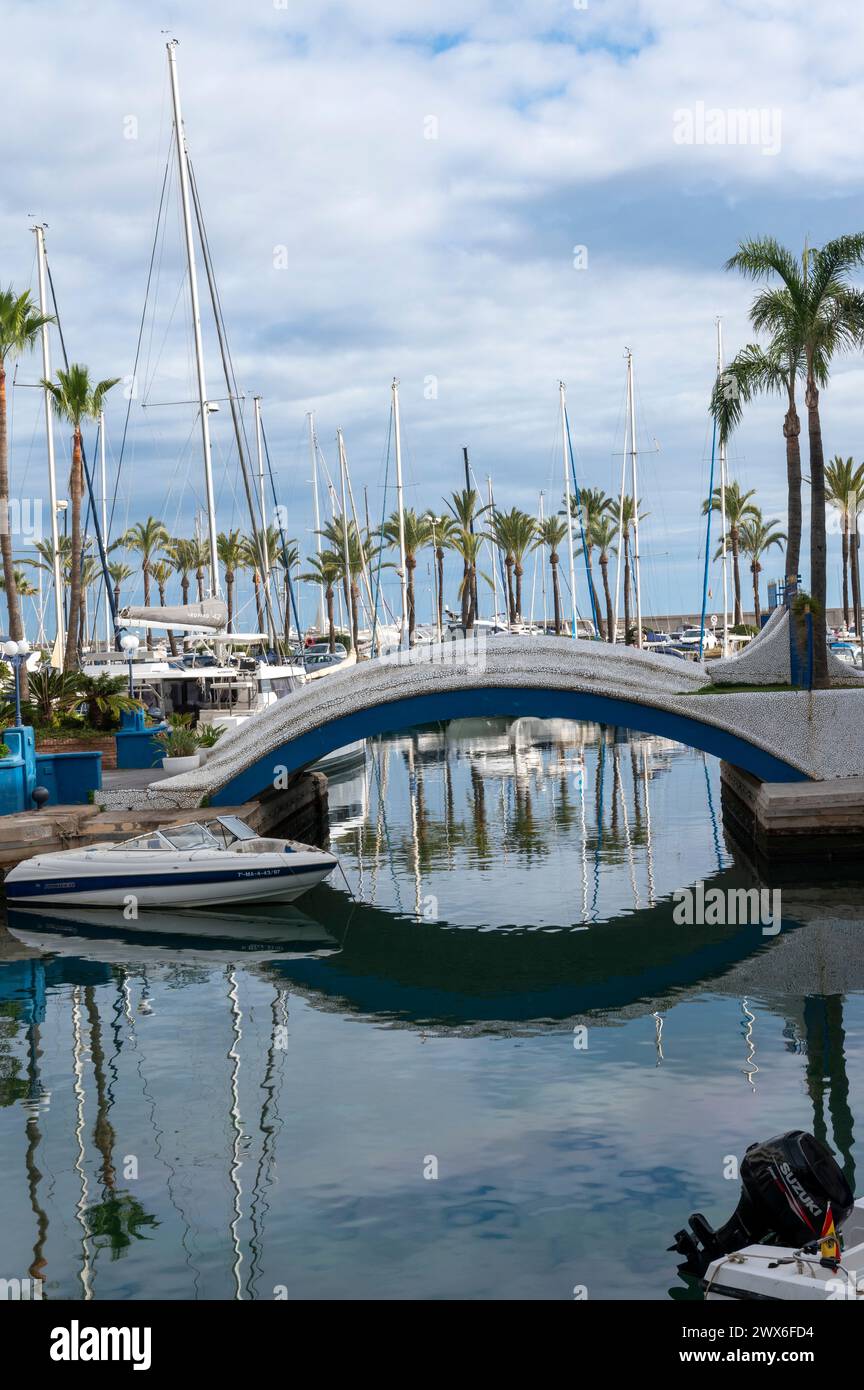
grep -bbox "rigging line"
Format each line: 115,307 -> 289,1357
108,145 -> 172,538
371,403 -> 393,654
564,403 -> 600,637
44,256 -> 120,647
261,418 -> 305,659
699,414 -> 718,661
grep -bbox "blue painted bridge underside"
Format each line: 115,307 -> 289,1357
211,685 -> 810,804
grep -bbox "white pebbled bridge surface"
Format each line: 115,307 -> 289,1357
101,636 -> 864,811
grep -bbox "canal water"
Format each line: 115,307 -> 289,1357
1,718 -> 861,1300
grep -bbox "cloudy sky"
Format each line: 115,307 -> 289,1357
4,0 -> 863,629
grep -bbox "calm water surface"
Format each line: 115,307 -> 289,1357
1,718 -> 862,1300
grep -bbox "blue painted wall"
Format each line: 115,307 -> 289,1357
211,685 -> 810,805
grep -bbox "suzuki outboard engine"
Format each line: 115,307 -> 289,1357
670,1130 -> 854,1279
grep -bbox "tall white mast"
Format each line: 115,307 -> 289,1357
539,491 -> 547,632
559,381 -> 578,638
252,394 -> 275,643
99,409 -> 110,649
487,475 -> 499,623
716,318 -> 730,655
626,350 -> 643,649
308,411 -> 325,632
391,378 -> 409,648
167,40 -> 219,598
336,429 -> 353,641
33,224 -> 65,665
612,355 -> 629,645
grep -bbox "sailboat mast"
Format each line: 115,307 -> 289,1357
308,412 -> 325,632
99,410 -> 110,649
33,224 -> 65,665
716,318 -> 730,654
626,350 -> 643,649
559,381 -> 578,638
337,429 -> 353,643
487,475 -> 498,623
391,378 -> 409,648
167,40 -> 219,598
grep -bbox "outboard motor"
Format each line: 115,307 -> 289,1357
671,1130 -> 854,1279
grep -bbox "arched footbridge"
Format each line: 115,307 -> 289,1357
104,636 -> 864,811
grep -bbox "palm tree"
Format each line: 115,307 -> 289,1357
724,234 -> 864,685
150,559 -> 178,656
590,515 -> 618,642
187,537 -> 210,603
217,529 -> 245,633
486,507 -> 536,624
738,513 -> 786,629
0,287 -> 53,692
825,457 -> 864,630
701,482 -> 759,625
447,527 -> 485,631
0,566 -> 36,598
108,560 -> 134,611
300,551 -> 341,652
618,495 -> 647,643
42,365 -> 118,670
163,538 -> 197,606
533,516 -> 567,634
424,512 -> 458,635
242,526 -> 282,639
567,488 -> 611,638
379,508 -> 433,644
272,536 -> 299,649
445,489 -> 484,624
710,338 -> 805,593
119,516 -> 168,609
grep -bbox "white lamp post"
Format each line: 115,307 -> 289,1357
119,633 -> 140,698
2,639 -> 30,726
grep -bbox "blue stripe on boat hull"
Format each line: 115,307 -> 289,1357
5,862 -> 331,899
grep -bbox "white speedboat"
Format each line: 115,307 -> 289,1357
4,815 -> 338,909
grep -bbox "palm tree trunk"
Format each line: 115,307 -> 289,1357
142,561 -> 151,608
514,562 -> 523,622
841,519 -> 850,629
226,573 -> 234,632
407,557 -> 416,643
783,392 -> 802,588
505,557 -> 515,625
181,573 -> 190,605
253,572 -> 264,636
196,567 -> 204,602
806,371 -> 829,687
467,565 -> 477,630
751,561 -> 761,628
600,554 -> 614,642
113,583 -> 121,608
158,582 -> 178,657
326,587 -> 336,651
851,532 -> 862,652
64,428 -> 84,670
351,579 -> 360,654
436,547 -> 444,633
0,364 -> 28,697
550,554 -> 562,634
586,553 -> 604,639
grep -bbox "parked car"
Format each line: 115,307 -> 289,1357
678,626 -> 718,650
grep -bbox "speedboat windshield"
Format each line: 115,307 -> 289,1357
160,823 -> 222,851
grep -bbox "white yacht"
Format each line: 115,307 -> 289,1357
4,816 -> 338,908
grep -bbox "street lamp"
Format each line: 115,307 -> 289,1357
2,639 -> 30,726
119,632 -> 140,698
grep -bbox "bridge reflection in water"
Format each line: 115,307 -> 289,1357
0,717 -> 860,1301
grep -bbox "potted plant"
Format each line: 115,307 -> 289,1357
154,725 -> 200,773
196,723 -> 225,762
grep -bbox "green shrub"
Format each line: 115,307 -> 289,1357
196,723 -> 225,748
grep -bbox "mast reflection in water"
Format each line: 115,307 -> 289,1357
0,717 -> 860,1301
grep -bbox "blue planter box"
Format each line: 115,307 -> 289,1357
0,724 -> 102,813
115,708 -> 168,769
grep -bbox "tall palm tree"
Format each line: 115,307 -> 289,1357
533,515 -> 567,634
0,287 -> 53,691
379,508 -> 433,644
423,512 -> 458,635
447,526 -> 485,632
272,537 -> 299,649
163,538 -> 197,606
738,513 -> 786,629
825,457 -> 864,630
486,507 -> 536,624
42,365 -> 119,669
150,559 -> 178,656
725,234 -> 864,685
187,537 -> 210,603
617,495 -> 647,644
108,560 -> 134,611
590,515 -> 618,642
567,488 -> 611,639
445,489 -> 484,625
119,515 -> 169,608
217,529 -> 245,633
300,551 -> 341,652
710,338 -> 805,592
701,482 -> 759,625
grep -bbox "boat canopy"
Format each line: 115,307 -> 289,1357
118,597 -> 229,631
